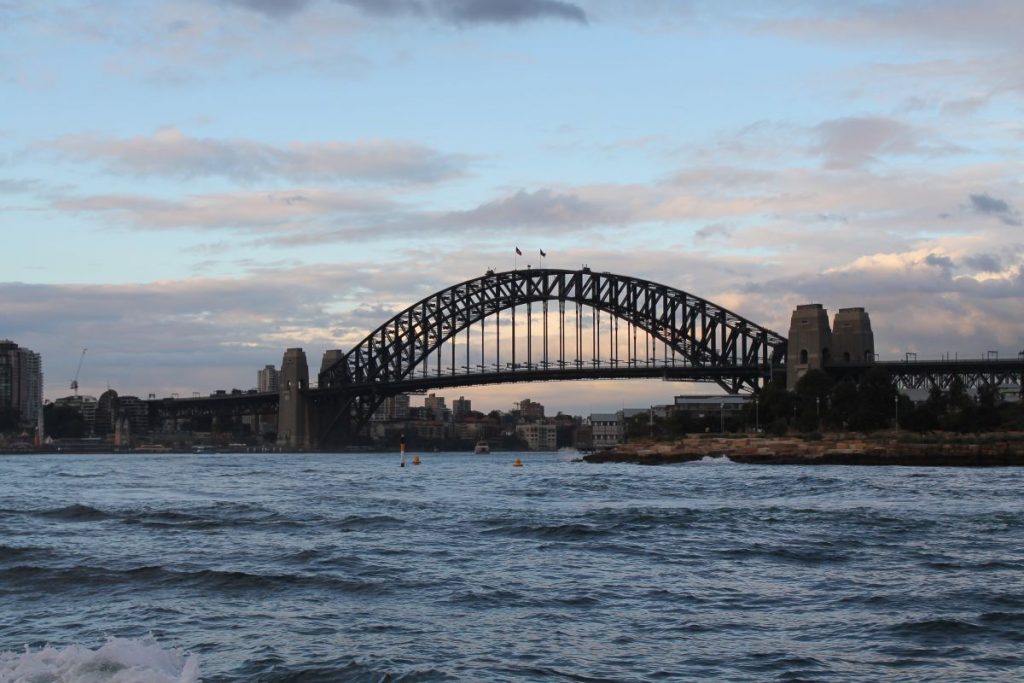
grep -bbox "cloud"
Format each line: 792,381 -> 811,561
45,128 -> 470,184
53,188 -> 396,233
226,0 -> 588,25
0,178 -> 41,194
813,117 -> 956,169
924,252 -> 954,272
744,246 -> 1024,356
435,0 -> 587,25
223,0 -> 313,18
441,188 -> 619,229
962,253 -> 1002,273
695,223 -> 733,240
753,1 -> 1024,51
968,192 -> 1021,225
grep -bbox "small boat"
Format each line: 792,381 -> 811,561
474,440 -> 490,454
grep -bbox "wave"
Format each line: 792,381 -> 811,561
480,522 -> 609,541
230,657 -> 453,682
684,455 -> 735,465
331,514 -> 406,532
0,564 -> 393,595
54,472 -> 109,478
441,587 -> 600,610
13,500 -> 305,530
0,637 -> 199,683
37,504 -> 112,522
887,617 -> 986,638
0,544 -> 54,563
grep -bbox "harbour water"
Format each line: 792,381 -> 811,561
1,452 -> 1023,681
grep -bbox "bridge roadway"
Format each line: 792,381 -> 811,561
146,357 -> 1023,426
877,357 -> 1024,391
326,361 -> 772,395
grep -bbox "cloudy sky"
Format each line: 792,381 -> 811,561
2,0 -> 1022,414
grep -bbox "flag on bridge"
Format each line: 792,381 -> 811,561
515,246 -> 522,256
540,249 -> 547,257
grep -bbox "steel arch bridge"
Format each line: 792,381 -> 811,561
312,267 -> 787,445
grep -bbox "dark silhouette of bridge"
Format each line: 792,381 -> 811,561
148,267 -> 1023,449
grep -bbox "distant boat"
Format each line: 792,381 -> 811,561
474,440 -> 490,454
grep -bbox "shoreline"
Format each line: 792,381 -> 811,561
584,432 -> 1024,467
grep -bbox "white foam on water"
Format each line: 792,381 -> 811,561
0,636 -> 200,683
689,455 -> 735,465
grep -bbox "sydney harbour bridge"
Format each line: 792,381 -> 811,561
148,267 -> 1024,449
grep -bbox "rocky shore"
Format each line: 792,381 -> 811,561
584,432 -> 1024,466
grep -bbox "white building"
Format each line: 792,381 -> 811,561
516,422 -> 557,451
588,413 -> 623,448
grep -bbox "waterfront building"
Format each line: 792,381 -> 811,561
53,395 -> 98,434
455,421 -> 486,442
516,422 -> 558,451
589,413 -> 623,448
257,365 -> 280,393
672,395 -> 749,417
0,340 -> 43,426
117,395 -> 150,435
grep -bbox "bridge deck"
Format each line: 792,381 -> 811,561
315,363 -> 772,396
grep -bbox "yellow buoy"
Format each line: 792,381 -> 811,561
412,455 -> 421,465
513,457 -> 523,468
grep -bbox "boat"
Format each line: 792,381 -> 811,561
474,440 -> 490,454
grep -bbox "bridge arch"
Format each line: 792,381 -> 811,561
315,268 -> 786,440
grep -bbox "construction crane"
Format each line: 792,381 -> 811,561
71,348 -> 87,396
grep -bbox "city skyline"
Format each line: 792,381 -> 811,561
2,1 -> 1022,414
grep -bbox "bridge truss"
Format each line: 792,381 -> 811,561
878,359 -> 1024,393
315,268 -> 787,444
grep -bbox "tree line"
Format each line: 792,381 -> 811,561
624,368 -> 1023,439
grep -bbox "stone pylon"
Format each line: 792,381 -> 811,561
277,348 -> 310,450
787,304 -> 832,389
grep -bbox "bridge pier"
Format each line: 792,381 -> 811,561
277,347 -> 311,450
787,304 -> 875,388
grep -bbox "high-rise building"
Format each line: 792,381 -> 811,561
257,365 -> 280,393
517,398 -> 545,421
452,396 -> 472,419
424,393 -> 448,421
0,340 -> 43,426
372,394 -> 410,422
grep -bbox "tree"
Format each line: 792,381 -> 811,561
849,367 -> 897,432
975,383 -> 1002,431
757,380 -> 796,429
664,410 -> 697,438
828,381 -> 859,430
794,370 -> 833,432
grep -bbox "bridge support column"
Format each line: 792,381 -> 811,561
277,347 -> 310,450
787,304 -> 832,389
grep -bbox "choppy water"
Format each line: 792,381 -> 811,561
1,452 -> 1023,682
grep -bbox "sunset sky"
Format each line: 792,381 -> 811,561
2,0 -> 1022,414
